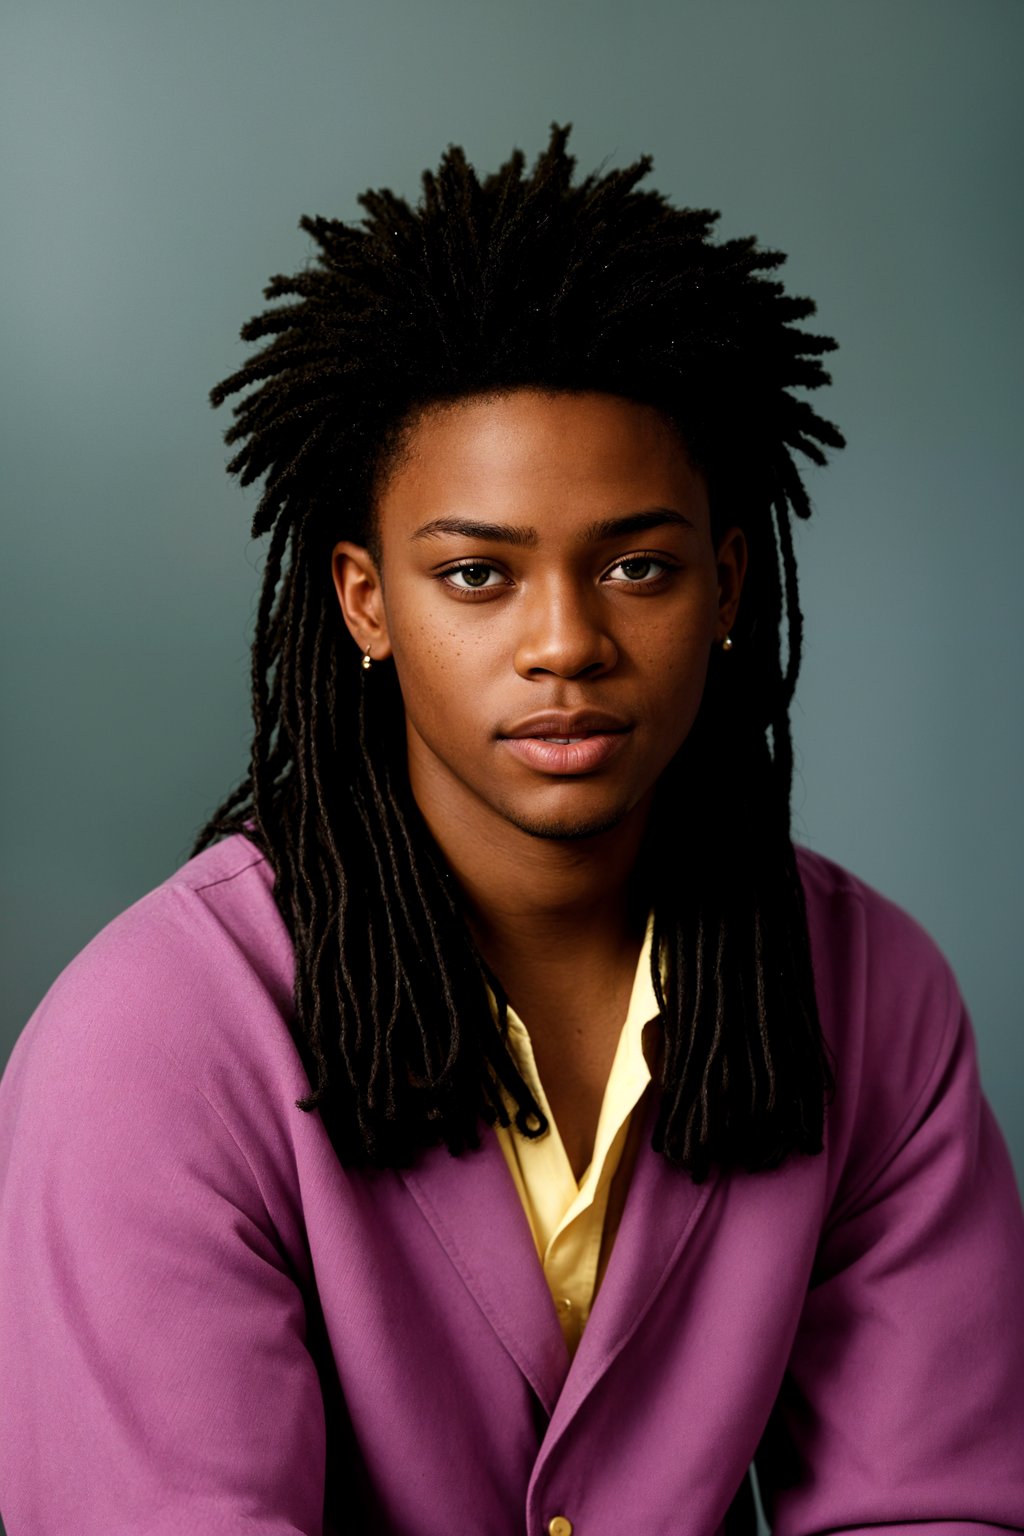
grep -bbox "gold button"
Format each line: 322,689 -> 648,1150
555,1296 -> 573,1315
548,1519 -> 573,1536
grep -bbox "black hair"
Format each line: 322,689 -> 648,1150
195,124 -> 843,1181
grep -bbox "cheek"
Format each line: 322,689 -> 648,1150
386,586 -> 504,692
389,598 -> 453,671
632,620 -> 716,753
386,615 -> 481,739
630,599 -> 716,685
664,656 -> 712,743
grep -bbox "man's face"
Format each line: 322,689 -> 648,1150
333,390 -> 745,847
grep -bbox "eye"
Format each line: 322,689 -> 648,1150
604,555 -> 672,585
441,562 -> 507,591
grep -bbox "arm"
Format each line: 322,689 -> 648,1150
0,977 -> 328,1535
757,958 -> 1024,1534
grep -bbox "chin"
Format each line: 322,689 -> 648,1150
502,803 -> 634,842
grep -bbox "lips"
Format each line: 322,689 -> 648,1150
500,711 -> 631,740
497,711 -> 632,776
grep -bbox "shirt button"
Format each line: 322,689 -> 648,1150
548,1519 -> 573,1536
556,1297 -> 573,1316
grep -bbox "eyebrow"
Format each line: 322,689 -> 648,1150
411,507 -> 695,545
412,516 -> 538,547
583,507 -> 696,541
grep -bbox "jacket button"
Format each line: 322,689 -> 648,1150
548,1520 -> 573,1536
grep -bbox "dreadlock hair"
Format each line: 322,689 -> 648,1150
195,123 -> 845,1182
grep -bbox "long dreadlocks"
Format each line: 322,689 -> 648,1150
194,124 -> 845,1180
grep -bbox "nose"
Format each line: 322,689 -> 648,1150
512,577 -> 618,680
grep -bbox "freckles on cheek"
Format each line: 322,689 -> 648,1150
632,622 -> 711,681
390,607 -> 461,667
419,635 -> 466,685
391,624 -> 469,720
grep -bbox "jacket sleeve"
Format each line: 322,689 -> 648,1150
756,939 -> 1024,1535
0,960 -> 328,1535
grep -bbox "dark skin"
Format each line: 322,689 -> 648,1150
334,390 -> 746,1179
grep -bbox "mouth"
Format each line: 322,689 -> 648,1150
497,712 -> 632,776
500,710 -> 631,740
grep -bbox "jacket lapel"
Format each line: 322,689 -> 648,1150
399,1093 -> 717,1426
550,1090 -> 718,1423
399,1129 -> 570,1415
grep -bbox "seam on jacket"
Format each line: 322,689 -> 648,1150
180,847 -> 268,896
142,1031 -> 283,1244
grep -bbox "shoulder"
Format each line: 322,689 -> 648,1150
793,846 -> 969,1193
0,837 -> 332,1408
1,834 -> 303,1137
795,843 -> 956,1015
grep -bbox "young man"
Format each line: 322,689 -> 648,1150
1,127 -> 1022,1535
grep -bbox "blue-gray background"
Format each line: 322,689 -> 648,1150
2,0 -> 1022,1206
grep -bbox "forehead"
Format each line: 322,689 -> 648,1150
374,389 -> 708,534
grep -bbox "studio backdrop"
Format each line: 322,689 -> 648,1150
2,0 -> 1021,1192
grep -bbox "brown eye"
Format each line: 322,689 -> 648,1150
443,563 -> 505,591
605,556 -> 669,584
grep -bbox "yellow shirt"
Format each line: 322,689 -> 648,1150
492,921 -> 658,1354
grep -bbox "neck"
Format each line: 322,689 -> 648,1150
410,773 -> 653,971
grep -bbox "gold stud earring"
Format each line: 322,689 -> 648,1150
361,647 -> 373,671
722,634 -> 734,652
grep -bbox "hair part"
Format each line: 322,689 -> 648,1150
196,124 -> 842,1180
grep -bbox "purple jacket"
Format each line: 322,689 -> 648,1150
1,836 -> 1022,1535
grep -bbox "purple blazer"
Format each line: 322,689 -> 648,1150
1,837 -> 1022,1535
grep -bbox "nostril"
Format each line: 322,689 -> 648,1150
513,620 -> 618,681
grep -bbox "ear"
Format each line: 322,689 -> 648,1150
714,526 -> 748,642
331,541 -> 393,663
